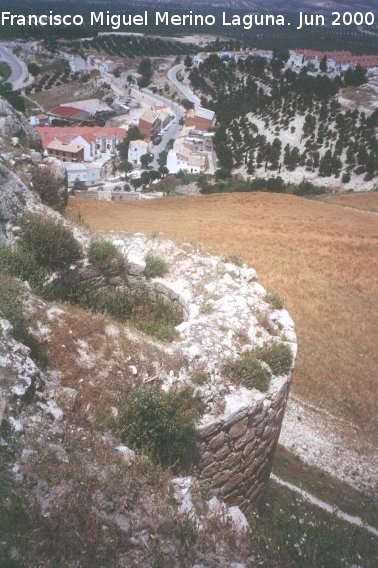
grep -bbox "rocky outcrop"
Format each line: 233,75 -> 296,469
0,96 -> 42,241
0,318 -> 45,429
0,97 -> 40,151
0,160 -> 39,240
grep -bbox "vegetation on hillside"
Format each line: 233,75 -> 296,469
190,55 -> 377,183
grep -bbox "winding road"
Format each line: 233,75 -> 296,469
167,64 -> 201,108
0,43 -> 28,90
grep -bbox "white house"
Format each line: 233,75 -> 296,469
166,149 -> 207,174
65,162 -> 102,187
128,140 -> 150,166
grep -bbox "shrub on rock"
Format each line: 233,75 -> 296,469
118,385 -> 203,469
19,213 -> 82,270
144,251 -> 168,279
88,239 -> 123,274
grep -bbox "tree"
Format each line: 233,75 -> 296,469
344,65 -> 367,87
137,58 -> 153,88
320,56 -> 328,74
119,161 -> 133,177
158,151 -> 168,167
118,127 -> 144,161
0,83 -> 25,112
158,165 -> 169,177
181,98 -> 194,110
140,153 -> 153,169
140,171 -> 151,187
72,178 -> 87,192
184,55 -> 193,68
27,63 -> 40,77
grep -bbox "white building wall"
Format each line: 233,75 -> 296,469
128,142 -> 148,165
66,165 -> 102,187
166,150 -> 204,174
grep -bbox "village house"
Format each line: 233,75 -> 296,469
184,107 -> 215,131
65,153 -> 114,187
128,139 -> 150,166
47,99 -> 114,124
46,139 -> 84,162
37,126 -> 125,162
166,147 -> 208,174
138,109 -> 161,140
29,113 -> 49,127
166,127 -> 212,174
65,162 -> 101,187
48,106 -> 92,124
289,49 -> 378,76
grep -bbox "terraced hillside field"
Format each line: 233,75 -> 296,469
68,192 -> 378,444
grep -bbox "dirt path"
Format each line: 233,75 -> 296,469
271,474 -> 378,537
280,396 -> 378,497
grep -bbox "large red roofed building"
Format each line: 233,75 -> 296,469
48,106 -> 91,123
36,126 -> 126,162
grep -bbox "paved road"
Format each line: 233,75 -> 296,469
0,43 -> 28,90
167,64 -> 201,108
107,74 -> 185,168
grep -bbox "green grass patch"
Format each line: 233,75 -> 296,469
222,341 -> 293,390
88,239 -> 123,273
118,385 -> 203,469
144,251 -> 168,279
255,342 -> 293,375
249,482 -> 378,568
222,352 -> 271,391
265,291 -> 284,310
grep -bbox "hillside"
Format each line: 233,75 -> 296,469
188,55 -> 378,190
1,95 -> 377,566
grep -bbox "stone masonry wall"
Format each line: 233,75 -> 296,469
107,234 -> 296,512
198,382 -> 288,510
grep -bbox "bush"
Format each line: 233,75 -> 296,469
293,181 -> 326,196
144,252 -> 168,279
265,292 -> 284,310
222,352 -> 271,392
255,342 -> 293,375
57,279 -> 97,309
94,289 -> 133,320
134,295 -> 181,342
118,385 -> 203,468
88,240 -> 123,273
222,342 -> 293,390
0,245 -> 45,289
0,278 -> 24,335
31,164 -> 68,213
19,214 -> 82,270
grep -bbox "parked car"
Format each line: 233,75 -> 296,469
152,135 -> 162,145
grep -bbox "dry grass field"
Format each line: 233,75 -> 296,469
68,192 -> 378,442
319,192 -> 378,213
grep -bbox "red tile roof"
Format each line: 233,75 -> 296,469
48,106 -> 91,120
295,49 -> 378,67
36,126 -> 126,148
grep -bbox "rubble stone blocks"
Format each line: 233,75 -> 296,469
198,380 -> 290,511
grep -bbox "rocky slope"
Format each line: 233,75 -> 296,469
0,96 -> 297,566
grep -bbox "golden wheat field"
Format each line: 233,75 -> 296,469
320,192 -> 378,213
68,192 -> 378,441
